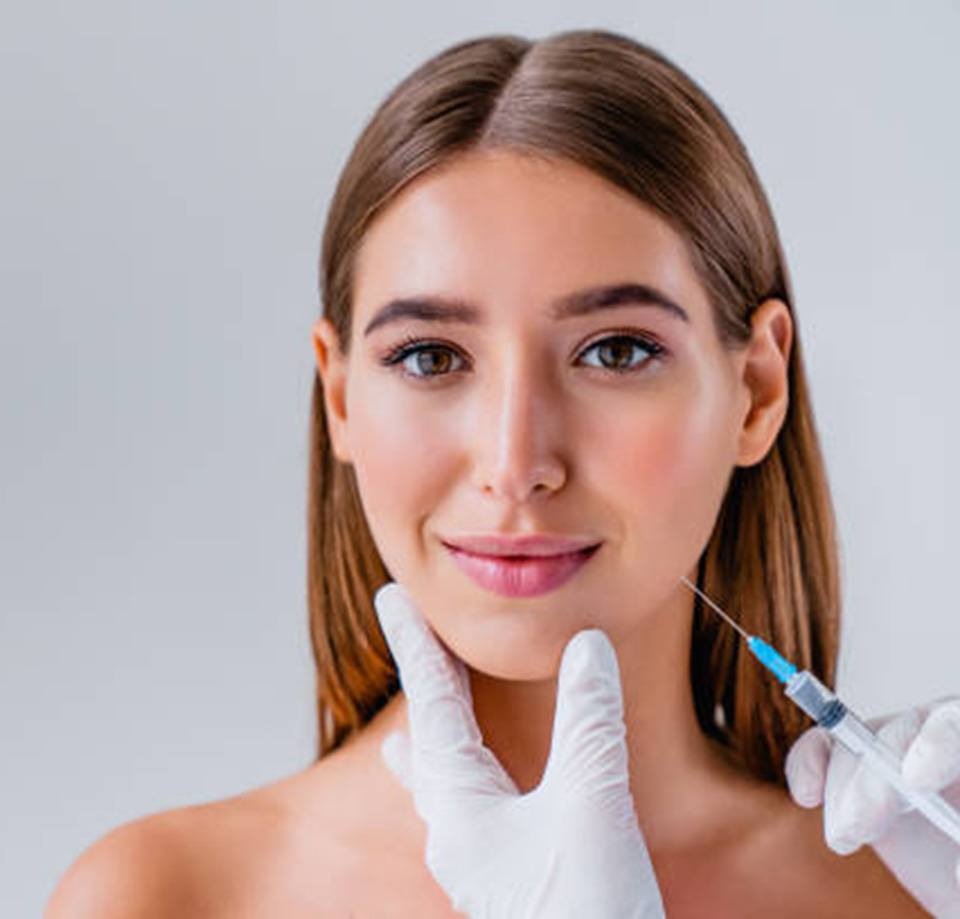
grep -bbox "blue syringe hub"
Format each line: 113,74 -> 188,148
747,636 -> 798,684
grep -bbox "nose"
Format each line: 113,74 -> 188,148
469,354 -> 567,503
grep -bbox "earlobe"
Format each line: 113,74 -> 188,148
311,318 -> 352,464
735,298 -> 793,468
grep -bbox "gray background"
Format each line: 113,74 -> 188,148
2,2 -> 958,914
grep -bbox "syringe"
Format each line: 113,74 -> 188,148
680,575 -> 960,847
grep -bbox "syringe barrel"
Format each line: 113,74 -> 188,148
784,670 -> 960,846
825,705 -> 960,846
784,670 -> 845,726
785,671 -> 902,773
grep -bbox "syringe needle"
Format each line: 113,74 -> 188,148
679,575 -> 750,641
678,575 -> 960,847
680,575 -> 797,681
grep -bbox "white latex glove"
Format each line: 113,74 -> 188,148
785,696 -> 960,917
373,581 -> 665,919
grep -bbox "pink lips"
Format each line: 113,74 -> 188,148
443,542 -> 601,598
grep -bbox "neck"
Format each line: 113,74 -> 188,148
466,581 -> 748,854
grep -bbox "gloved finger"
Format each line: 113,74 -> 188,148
382,728 -> 414,792
901,697 -> 960,793
827,707 -> 926,855
542,629 -> 633,819
784,726 -> 832,807
375,581 -> 481,752
821,732 -> 867,855
373,581 -> 517,798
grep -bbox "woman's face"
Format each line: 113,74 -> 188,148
314,150 -> 784,680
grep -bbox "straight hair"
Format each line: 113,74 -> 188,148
307,28 -> 841,784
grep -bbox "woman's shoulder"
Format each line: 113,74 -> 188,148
45,805 -> 191,918
45,758 -> 409,919
45,785 -> 302,918
46,695 -> 459,917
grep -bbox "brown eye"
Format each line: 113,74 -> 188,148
381,340 -> 467,380
409,347 -> 457,376
579,335 -> 664,372
380,332 -> 666,385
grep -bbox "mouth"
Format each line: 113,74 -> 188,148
441,542 -> 602,598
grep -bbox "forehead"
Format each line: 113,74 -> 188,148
352,150 -> 707,327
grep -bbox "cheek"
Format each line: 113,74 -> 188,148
345,376 -> 455,575
610,405 -> 725,506
342,366 -> 740,680
592,382 -> 737,572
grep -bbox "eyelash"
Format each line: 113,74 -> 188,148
378,331 -> 667,383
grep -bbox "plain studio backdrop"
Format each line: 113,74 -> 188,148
2,1 -> 958,914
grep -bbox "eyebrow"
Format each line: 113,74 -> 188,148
362,282 -> 690,337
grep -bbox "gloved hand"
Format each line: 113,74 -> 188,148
785,696 -> 960,917
373,581 -> 665,919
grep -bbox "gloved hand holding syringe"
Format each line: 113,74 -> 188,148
680,576 -> 960,849
684,575 -> 960,917
375,576 -> 960,917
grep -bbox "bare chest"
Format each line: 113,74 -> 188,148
248,856 -> 463,918
212,831 -> 925,919
178,746 -> 926,919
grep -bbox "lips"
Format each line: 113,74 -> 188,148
442,541 -> 601,598
441,533 -> 601,557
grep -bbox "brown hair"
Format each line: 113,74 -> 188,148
307,28 -> 840,785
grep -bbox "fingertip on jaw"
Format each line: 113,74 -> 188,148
374,582 -> 407,644
570,627 -> 615,660
374,580 -> 402,609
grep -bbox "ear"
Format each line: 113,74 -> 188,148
311,317 -> 353,464
735,298 -> 793,468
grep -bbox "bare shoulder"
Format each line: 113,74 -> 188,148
46,696 -> 456,918
45,782 -> 302,919
45,808 -> 201,918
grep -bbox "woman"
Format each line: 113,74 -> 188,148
48,28 -> 957,918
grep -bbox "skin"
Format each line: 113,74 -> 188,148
46,148 -> 927,917
306,148 -> 926,914
313,147 -> 788,837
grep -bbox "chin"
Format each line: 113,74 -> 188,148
429,604 -> 597,682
